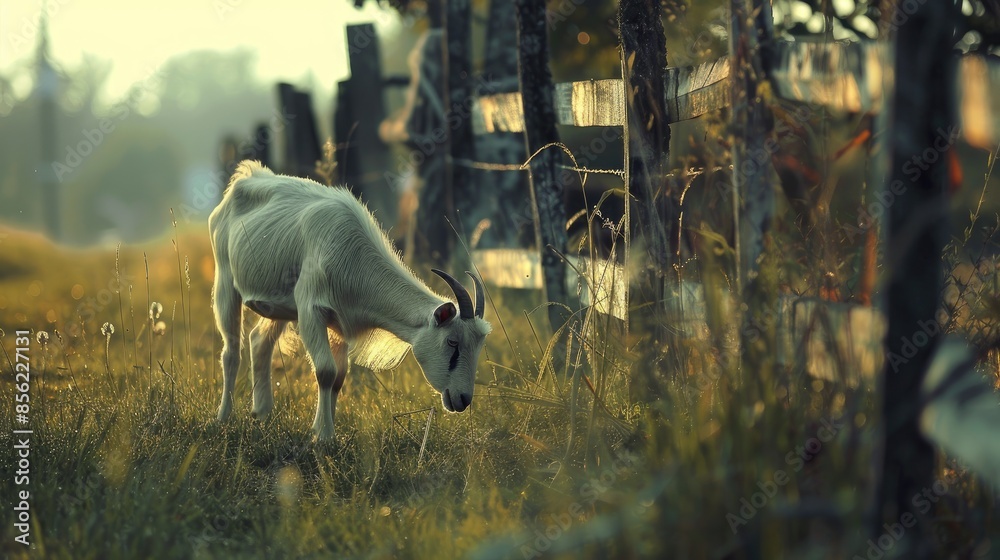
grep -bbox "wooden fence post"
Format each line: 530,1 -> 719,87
873,1 -> 958,553
619,0 -> 672,376
514,0 -> 575,333
729,0 -> 776,290
334,24 -> 394,222
476,0 -> 528,249
444,0 -> 476,267
242,123 -> 272,169
277,83 -> 322,179
729,0 -> 778,380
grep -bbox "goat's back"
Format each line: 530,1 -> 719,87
209,161 -> 411,306
210,160 -> 371,237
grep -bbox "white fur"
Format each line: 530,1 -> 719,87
209,161 -> 490,441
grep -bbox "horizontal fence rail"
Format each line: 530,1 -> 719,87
960,55 -> 1000,150
664,56 -> 731,123
472,40 -> 1000,145
769,39 -> 888,113
471,248 -> 628,321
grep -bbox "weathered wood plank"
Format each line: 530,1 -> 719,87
470,40 -> 894,135
960,54 -> 1000,149
667,283 -> 886,386
770,40 -> 889,113
555,79 -> 626,128
664,57 -> 731,122
471,249 -> 626,320
471,79 -> 626,134
471,91 -> 524,134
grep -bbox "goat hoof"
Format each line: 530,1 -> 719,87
250,406 -> 272,420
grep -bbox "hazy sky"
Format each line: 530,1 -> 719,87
0,0 -> 401,104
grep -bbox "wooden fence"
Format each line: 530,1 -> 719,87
224,0 -> 1000,546
235,1 -> 1000,334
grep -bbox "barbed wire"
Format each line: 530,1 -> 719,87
450,156 -> 730,182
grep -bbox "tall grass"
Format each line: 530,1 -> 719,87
0,163 -> 998,560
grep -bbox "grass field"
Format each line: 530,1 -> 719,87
0,219 -> 997,559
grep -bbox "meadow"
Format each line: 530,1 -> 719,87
0,212 -> 998,559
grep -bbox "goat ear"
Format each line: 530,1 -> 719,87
434,302 -> 457,326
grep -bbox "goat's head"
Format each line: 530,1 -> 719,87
410,269 -> 491,413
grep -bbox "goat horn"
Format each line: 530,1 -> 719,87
432,269 -> 474,319
466,271 -> 485,319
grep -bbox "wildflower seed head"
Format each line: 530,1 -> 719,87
276,465 -> 302,509
150,301 -> 163,320
36,331 -> 49,344
153,321 -> 167,336
101,322 -> 115,337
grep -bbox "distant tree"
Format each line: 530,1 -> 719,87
61,54 -> 112,114
154,49 -> 272,168
61,123 -> 184,244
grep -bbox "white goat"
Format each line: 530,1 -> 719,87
209,161 -> 491,441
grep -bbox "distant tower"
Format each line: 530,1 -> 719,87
36,6 -> 60,241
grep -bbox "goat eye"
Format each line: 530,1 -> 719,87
447,338 -> 459,348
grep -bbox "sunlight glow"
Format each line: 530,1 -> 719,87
0,0 -> 401,108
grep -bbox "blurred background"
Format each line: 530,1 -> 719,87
0,0 -> 996,255
0,0 -> 738,250
0,0 -> 411,244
